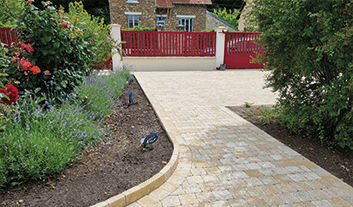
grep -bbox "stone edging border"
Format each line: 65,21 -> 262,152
91,72 -> 180,207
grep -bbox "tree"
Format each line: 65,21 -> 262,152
33,0 -> 110,23
207,0 -> 244,12
212,8 -> 240,28
246,0 -> 353,150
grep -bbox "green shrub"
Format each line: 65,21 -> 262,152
5,1 -> 92,102
213,8 -> 240,29
201,29 -> 215,32
246,0 -> 353,150
123,26 -> 156,31
0,0 -> 24,27
61,1 -> 114,69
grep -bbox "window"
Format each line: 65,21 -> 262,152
176,15 -> 195,32
127,0 -> 138,3
156,17 -> 166,26
125,12 -> 141,28
128,16 -> 139,28
179,18 -> 193,32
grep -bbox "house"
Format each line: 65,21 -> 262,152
109,0 -> 212,32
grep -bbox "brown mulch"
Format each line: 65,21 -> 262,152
226,105 -> 353,187
0,75 -> 173,207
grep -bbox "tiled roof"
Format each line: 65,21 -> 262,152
172,0 -> 212,4
155,0 -> 174,8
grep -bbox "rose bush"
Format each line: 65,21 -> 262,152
0,84 -> 18,105
9,0 -> 94,104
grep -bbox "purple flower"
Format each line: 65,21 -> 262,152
19,145 -> 22,150
45,147 -> 48,153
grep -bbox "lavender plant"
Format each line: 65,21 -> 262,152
0,68 -> 131,191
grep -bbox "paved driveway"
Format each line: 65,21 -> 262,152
125,70 -> 353,207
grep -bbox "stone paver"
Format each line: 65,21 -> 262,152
128,71 -> 353,206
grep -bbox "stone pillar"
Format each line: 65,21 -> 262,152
215,26 -> 227,68
111,24 -> 122,72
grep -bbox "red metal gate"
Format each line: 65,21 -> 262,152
224,32 -> 264,69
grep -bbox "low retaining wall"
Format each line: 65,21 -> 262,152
123,56 -> 217,71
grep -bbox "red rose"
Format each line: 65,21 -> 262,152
44,70 -> 51,76
59,10 -> 64,14
60,22 -> 68,28
0,84 -> 19,105
90,39 -> 94,43
30,66 -> 41,75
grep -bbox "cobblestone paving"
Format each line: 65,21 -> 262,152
128,70 -> 353,207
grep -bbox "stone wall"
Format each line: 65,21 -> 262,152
109,0 -> 156,29
109,0 -> 207,31
165,4 -> 207,32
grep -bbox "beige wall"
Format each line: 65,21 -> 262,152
238,0 -> 251,31
123,57 -> 216,71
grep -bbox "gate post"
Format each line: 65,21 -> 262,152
215,26 -> 227,68
111,24 -> 123,72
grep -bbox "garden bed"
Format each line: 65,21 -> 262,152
226,105 -> 353,188
0,75 -> 173,207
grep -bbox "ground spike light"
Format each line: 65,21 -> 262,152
141,132 -> 158,148
128,78 -> 133,85
129,91 -> 135,105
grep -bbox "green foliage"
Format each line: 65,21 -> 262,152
247,0 -> 353,150
201,29 -> 216,32
0,0 -> 25,27
32,0 -> 111,24
123,26 -> 157,31
260,108 -> 279,125
8,1 -> 93,102
244,101 -> 253,108
213,8 -> 240,28
0,69 -> 131,191
61,1 -> 115,69
207,0 -> 244,12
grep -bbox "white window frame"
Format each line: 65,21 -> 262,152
127,0 -> 139,3
176,15 -> 195,32
156,16 -> 166,26
125,12 -> 142,29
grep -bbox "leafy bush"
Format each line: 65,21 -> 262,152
0,0 -> 24,27
7,1 -> 93,102
123,26 -> 156,31
201,29 -> 215,32
60,1 -> 114,69
213,8 -> 240,29
246,0 -> 353,150
0,69 -> 131,191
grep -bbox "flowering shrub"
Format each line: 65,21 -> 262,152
61,1 -> 120,69
0,84 -> 18,105
12,0 -> 93,102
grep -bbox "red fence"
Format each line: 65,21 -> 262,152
121,31 -> 216,57
0,28 -> 20,48
224,32 -> 264,69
